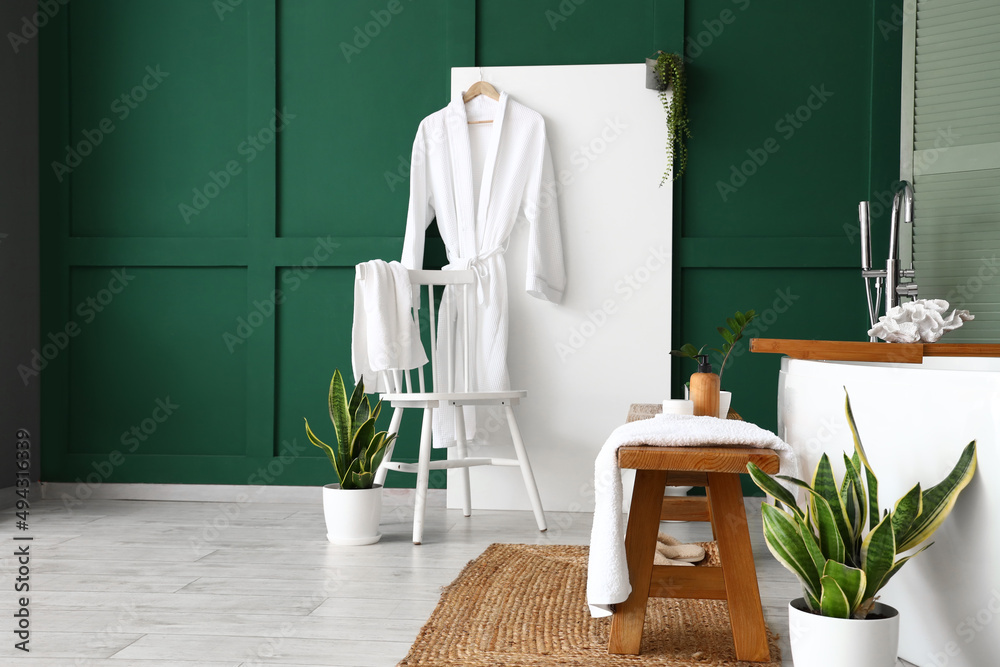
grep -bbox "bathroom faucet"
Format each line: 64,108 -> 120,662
859,182 -> 918,341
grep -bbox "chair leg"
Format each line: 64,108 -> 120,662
504,404 -> 546,531
706,472 -> 770,662
609,469 -> 667,655
412,407 -> 434,545
453,405 -> 472,517
374,406 -> 404,487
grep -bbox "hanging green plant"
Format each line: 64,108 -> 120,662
652,51 -> 691,185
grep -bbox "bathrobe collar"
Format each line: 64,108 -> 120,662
446,90 -> 510,260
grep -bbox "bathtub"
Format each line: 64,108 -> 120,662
777,356 -> 998,667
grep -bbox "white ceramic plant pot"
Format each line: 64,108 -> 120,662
322,483 -> 383,546
788,598 -> 899,667
718,390 -> 732,419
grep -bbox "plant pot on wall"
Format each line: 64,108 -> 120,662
323,483 -> 383,545
645,57 -> 669,91
789,598 -> 900,667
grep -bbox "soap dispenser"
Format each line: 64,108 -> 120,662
690,354 -> 720,417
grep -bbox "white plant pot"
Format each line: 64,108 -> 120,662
788,598 -> 899,667
718,390 -> 732,419
322,483 -> 383,545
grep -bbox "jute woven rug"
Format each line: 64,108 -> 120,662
398,543 -> 781,666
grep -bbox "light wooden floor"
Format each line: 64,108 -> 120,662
1,493 -> 916,667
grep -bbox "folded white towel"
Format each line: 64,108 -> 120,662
586,413 -> 799,617
352,260 -> 428,393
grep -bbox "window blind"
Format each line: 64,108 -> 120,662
905,0 -> 1000,341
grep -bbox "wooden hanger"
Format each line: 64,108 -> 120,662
463,80 -> 500,124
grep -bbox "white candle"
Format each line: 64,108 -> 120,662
662,399 -> 694,415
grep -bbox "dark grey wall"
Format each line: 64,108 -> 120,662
1,0 -> 39,495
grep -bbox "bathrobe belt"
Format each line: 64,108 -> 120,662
445,245 -> 505,304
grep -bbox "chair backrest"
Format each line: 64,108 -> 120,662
376,269 -> 475,395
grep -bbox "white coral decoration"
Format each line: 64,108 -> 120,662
868,299 -> 974,343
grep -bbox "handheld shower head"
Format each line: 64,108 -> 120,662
901,181 -> 914,224
859,201 -> 872,271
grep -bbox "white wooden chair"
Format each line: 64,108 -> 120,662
371,269 -> 547,544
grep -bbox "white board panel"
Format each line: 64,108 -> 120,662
449,64 -> 672,513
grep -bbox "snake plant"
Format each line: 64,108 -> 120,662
304,370 -> 396,490
747,390 -> 977,619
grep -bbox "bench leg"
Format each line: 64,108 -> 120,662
608,469 -> 666,655
707,472 -> 770,662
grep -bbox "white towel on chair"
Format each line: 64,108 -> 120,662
586,413 -> 799,617
352,260 -> 428,393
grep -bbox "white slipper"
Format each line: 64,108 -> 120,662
655,531 -> 706,563
653,550 -> 695,566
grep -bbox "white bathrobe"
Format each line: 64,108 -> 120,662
401,90 -> 565,446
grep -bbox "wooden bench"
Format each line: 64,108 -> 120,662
607,421 -> 779,662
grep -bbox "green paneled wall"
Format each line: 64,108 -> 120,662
68,0 -> 252,236
278,0 -> 454,237
67,267 -> 249,457
682,2 -> 871,239
477,0 -> 668,66
40,0 -> 901,490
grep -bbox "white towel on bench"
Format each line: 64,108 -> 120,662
586,413 -> 799,617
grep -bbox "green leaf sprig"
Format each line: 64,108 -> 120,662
671,309 -> 756,381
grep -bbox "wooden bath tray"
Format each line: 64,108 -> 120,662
750,338 -> 1000,364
